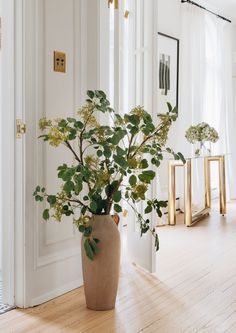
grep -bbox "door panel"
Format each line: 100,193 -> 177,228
23,0 -> 86,307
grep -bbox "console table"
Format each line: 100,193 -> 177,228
168,155 -> 226,227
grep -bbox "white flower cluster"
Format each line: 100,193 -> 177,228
185,122 -> 219,144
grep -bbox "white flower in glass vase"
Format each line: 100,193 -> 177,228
185,122 -> 219,156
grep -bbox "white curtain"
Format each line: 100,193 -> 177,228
178,3 -> 236,209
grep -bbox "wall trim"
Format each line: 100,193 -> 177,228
30,278 -> 83,307
1,0 -> 16,307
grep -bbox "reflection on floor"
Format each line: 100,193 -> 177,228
0,272 -> 12,315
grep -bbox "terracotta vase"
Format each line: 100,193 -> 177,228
81,215 -> 121,311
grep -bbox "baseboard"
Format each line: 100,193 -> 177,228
30,277 -> 84,307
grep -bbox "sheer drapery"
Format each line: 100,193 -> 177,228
178,3 -> 236,208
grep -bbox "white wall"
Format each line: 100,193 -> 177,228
232,25 -> 236,77
156,0 -> 182,198
157,0 -> 182,152
158,0 -> 181,38
157,0 -> 236,201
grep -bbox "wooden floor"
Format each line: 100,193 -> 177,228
1,202 -> 236,332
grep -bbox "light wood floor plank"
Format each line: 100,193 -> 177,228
1,202 -> 236,332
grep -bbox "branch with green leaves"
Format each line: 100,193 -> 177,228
34,90 -> 185,260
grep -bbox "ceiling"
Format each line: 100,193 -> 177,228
205,0 -> 236,21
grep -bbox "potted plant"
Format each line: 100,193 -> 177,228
185,122 -> 219,156
33,90 -> 184,311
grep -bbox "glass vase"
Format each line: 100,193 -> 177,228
194,141 -> 211,157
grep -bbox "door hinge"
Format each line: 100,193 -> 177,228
16,119 -> 26,139
108,0 -> 118,9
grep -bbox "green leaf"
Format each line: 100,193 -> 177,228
68,128 -> 77,140
90,239 -> 99,255
67,117 -> 76,123
114,155 -> 128,169
35,195 -> 43,202
167,102 -> 172,113
84,226 -> 92,237
129,175 -> 137,186
84,239 -> 94,260
63,181 -> 74,194
75,182 -> 83,195
58,119 -> 67,128
97,150 -> 103,157
43,209 -> 50,221
104,146 -> 112,158
140,159 -> 148,169
145,205 -> 152,214
158,201 -> 168,208
79,225 -> 85,233
177,152 -> 186,164
47,195 -> 57,206
75,121 -> 84,129
113,191 -> 122,203
156,208 -> 163,218
110,129 -> 126,145
81,206 -> 87,215
138,170 -> 156,184
130,126 -> 139,136
129,114 -> 140,125
116,146 -> 126,156
97,90 -> 107,99
114,204 -> 122,213
87,90 -> 95,99
90,201 -> 98,213
142,123 -> 155,135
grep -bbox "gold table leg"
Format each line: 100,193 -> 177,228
204,155 -> 226,215
168,161 -> 177,226
204,157 -> 211,209
168,160 -> 186,226
219,156 -> 226,215
184,159 -> 192,227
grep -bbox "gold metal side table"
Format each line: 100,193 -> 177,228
168,155 -> 226,227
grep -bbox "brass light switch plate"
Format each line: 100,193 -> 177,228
54,51 -> 66,73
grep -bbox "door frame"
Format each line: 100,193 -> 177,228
1,0 -> 26,307
1,0 -> 16,306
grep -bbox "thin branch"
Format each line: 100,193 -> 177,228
67,198 -> 93,213
65,141 -> 81,163
130,122 -> 167,158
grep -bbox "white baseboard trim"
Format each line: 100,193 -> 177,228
30,278 -> 84,307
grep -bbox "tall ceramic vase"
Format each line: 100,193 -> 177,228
81,215 -> 121,311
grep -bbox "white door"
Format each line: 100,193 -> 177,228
1,0 -> 111,308
125,0 -> 158,273
13,0 -> 89,308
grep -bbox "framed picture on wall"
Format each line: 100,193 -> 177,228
157,32 -> 179,112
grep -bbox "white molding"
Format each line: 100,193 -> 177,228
30,277 -> 83,307
1,0 -> 15,307
36,247 -> 81,269
14,0 -> 35,308
151,0 -> 159,274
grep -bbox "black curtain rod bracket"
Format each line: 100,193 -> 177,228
181,0 -> 231,23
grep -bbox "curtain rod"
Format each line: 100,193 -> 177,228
181,0 -> 231,23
